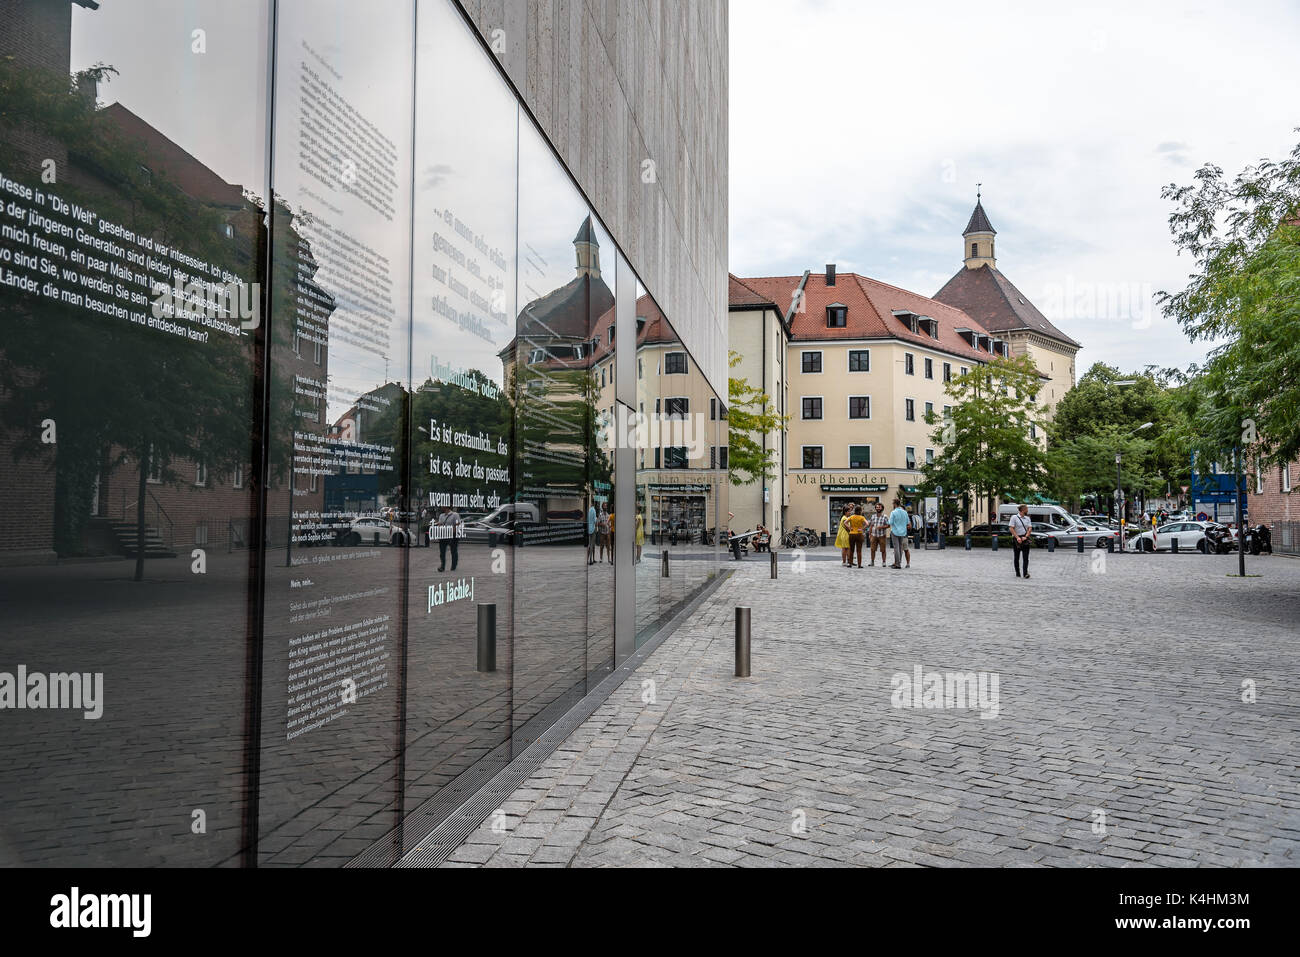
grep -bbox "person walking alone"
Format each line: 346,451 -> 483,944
834,505 -> 852,566
888,498 -> 909,569
1009,503 -> 1032,579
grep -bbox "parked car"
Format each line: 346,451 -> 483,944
1128,520 -> 1215,553
1038,522 -> 1116,548
965,523 -> 1051,545
338,516 -> 410,546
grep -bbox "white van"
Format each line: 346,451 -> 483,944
481,502 -> 540,526
997,502 -> 1074,530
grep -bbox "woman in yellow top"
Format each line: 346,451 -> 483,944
634,511 -> 645,563
835,505 -> 852,566
846,506 -> 868,568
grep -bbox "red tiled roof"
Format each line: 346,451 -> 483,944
736,272 -> 998,363
933,264 -> 1080,348
728,273 -> 777,309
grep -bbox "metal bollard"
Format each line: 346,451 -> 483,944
1171,537 -> 1179,554
938,529 -> 946,549
991,534 -> 999,552
1107,537 -> 1114,552
1076,536 -> 1084,553
770,550 -> 778,579
661,548 -> 670,577
820,532 -> 827,547
964,533 -> 971,551
476,603 -> 497,673
735,606 -> 751,677
1048,537 -> 1056,553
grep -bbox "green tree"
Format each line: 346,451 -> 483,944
1157,135 -> 1300,465
727,351 -> 787,485
0,60 -> 273,579
920,355 -> 1046,523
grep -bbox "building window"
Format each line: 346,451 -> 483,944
848,349 -> 870,372
638,359 -> 643,379
664,446 -> 688,469
719,447 -> 729,469
801,351 -> 822,373
905,353 -> 915,375
971,242 -> 978,258
849,445 -> 871,469
608,326 -> 615,344
1256,456 -> 1264,494
1029,423 -> 1038,440
802,446 -> 823,469
848,396 -> 870,419
147,447 -> 163,484
943,405 -> 952,418
826,305 -> 847,328
600,368 -> 606,387
924,401 -> 934,419
232,465 -> 244,489
665,352 -> 687,374
905,446 -> 916,469
943,362 -> 951,382
1283,464 -> 1293,493
664,397 -> 689,418
710,397 -> 717,421
313,338 -> 322,365
905,398 -> 915,421
926,448 -> 935,464
195,460 -> 207,487
802,397 -> 823,420
654,447 -> 661,468
924,357 -> 933,379
960,367 -> 968,377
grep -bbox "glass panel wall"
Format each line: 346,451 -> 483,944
0,0 -> 270,865
0,0 -> 719,866
257,0 -> 414,866
401,0 -> 517,849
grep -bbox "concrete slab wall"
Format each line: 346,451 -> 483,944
458,0 -> 729,394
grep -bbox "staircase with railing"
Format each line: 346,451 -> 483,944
110,489 -> 178,558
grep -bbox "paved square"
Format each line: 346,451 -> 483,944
440,547 -> 1300,867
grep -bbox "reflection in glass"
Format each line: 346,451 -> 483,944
507,120 -> 613,746
257,0 -> 414,866
0,0 -> 270,865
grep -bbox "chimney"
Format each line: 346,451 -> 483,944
825,264 -> 836,286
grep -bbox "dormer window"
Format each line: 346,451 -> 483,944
826,304 -> 847,328
955,327 -> 975,348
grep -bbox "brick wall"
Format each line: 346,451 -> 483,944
1249,459 -> 1299,544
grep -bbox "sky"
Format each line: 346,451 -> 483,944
729,0 -> 1300,377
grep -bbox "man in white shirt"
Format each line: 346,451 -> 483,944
1009,504 -> 1033,579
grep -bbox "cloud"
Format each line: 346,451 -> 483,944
729,0 -> 1300,376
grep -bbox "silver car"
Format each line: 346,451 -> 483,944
1128,520 -> 1212,553
1040,522 -> 1117,549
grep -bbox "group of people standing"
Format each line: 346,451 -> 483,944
586,503 -> 647,565
835,499 -> 922,569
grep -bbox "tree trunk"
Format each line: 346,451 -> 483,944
134,443 -> 148,582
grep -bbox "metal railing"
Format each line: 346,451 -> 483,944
1275,522 -> 1300,556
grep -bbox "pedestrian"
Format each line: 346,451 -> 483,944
869,502 -> 889,567
597,505 -> 611,564
905,505 -> 923,568
846,505 -> 867,568
888,498 -> 909,568
436,505 -> 462,572
586,499 -> 597,565
1009,503 -> 1032,579
834,505 -> 851,565
608,509 -> 616,565
634,509 -> 645,563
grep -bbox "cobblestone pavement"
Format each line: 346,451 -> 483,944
441,548 -> 1300,867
